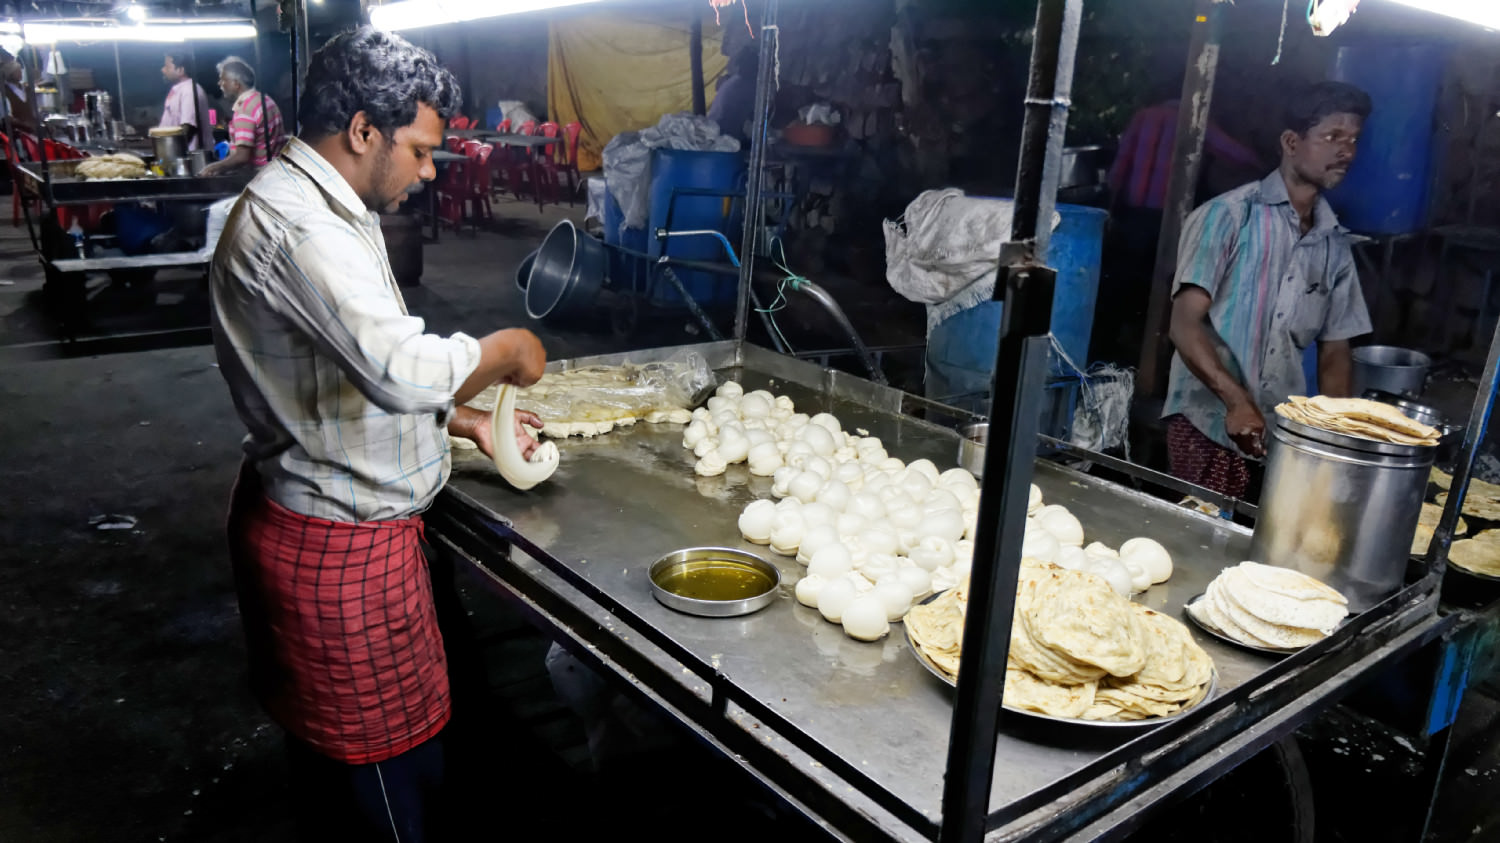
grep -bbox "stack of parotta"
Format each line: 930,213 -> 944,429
907,559 -> 1214,722
1275,395 -> 1440,447
1188,562 -> 1348,650
74,153 -> 148,180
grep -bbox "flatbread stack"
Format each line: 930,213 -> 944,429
1188,562 -> 1349,650
1274,395 -> 1440,447
74,153 -> 148,180
1410,502 -> 1467,556
907,560 -> 1215,722
1448,529 -> 1500,577
1433,469 -> 1500,522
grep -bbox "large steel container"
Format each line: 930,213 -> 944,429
1351,345 -> 1430,398
1248,415 -> 1435,612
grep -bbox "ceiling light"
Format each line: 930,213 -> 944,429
125,3 -> 148,23
369,0 -> 605,32
5,19 -> 258,44
1384,0 -> 1500,30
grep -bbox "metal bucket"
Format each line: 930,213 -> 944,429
525,220 -> 606,322
1351,345 -> 1430,398
1248,415 -> 1435,612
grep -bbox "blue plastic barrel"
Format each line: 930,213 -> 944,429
925,202 -> 1109,413
646,148 -> 745,308
1325,44 -> 1446,235
602,182 -> 647,288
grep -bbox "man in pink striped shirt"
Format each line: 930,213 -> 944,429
202,56 -> 285,177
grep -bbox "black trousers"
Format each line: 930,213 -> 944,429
285,729 -> 448,843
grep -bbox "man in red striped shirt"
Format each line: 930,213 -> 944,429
201,56 -> 284,177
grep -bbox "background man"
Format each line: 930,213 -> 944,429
159,51 -> 212,150
1163,81 -> 1373,499
210,28 -> 545,840
201,56 -> 284,176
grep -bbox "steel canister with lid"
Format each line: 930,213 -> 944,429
1247,413 -> 1435,612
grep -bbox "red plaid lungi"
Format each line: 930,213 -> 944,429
1165,414 -> 1251,500
227,466 -> 451,764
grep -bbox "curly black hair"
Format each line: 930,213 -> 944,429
297,27 -> 461,141
1283,81 -> 1372,136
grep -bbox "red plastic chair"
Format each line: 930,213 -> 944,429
462,141 -> 494,228
532,122 -> 564,209
445,136 -> 464,155
517,120 -> 537,136
447,115 -> 474,130
561,121 -> 583,195
496,119 -> 512,134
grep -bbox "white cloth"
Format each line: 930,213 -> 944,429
210,138 -> 482,522
883,189 -> 1058,336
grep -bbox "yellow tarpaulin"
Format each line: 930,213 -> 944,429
548,11 -> 728,173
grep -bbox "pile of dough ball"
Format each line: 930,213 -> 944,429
710,380 -> 1175,644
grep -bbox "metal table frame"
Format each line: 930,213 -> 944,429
427,339 -> 1455,842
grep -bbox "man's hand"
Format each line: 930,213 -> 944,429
454,328 -> 548,405
1225,400 -> 1266,457
200,161 -> 225,178
498,329 -> 546,387
448,405 -> 543,460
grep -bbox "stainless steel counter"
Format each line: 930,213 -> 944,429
434,341 -> 1447,841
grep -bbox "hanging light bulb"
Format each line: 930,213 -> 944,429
125,3 -> 148,23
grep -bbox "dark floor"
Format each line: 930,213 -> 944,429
0,199 -> 1497,842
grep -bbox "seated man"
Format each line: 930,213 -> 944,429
1163,81 -> 1373,500
202,56 -> 285,177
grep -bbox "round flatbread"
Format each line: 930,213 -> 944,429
1002,670 -> 1096,719
1022,568 -> 1146,678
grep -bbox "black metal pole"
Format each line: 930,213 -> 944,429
689,4 -> 707,117
938,2 -> 1082,842
733,0 -> 777,342
1138,0 -> 1224,397
1427,308 -> 1500,570
1008,0 -> 1082,259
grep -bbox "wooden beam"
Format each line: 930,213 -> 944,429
1137,0 -> 1224,397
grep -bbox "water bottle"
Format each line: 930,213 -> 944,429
68,220 -> 85,259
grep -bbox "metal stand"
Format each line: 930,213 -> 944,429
939,1 -> 1081,840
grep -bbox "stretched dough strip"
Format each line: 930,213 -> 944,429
491,384 -> 560,490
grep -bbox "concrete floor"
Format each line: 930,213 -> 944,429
1,197 -> 1497,842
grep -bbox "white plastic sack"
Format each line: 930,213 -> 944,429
602,112 -> 740,235
883,189 -> 1057,335
497,99 -> 538,128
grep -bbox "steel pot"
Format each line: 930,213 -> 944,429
149,127 -> 187,167
1351,345 -> 1430,398
525,220 -> 606,322
1248,414 -> 1435,612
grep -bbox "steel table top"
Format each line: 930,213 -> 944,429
436,342 -> 1379,839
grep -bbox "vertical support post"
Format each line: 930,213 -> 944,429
1008,0 -> 1081,259
690,4 -> 707,117
1137,0 -> 1224,396
733,0 -> 778,343
113,43 -> 126,128
938,3 -> 1081,842
1428,303 -> 1500,571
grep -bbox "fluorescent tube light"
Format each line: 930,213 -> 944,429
0,19 -> 256,43
369,0 -> 605,32
1384,0 -> 1500,30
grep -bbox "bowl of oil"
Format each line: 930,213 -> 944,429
648,547 -> 781,618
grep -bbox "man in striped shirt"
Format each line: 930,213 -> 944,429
1163,82 -> 1374,499
211,28 -> 546,840
201,56 -> 284,176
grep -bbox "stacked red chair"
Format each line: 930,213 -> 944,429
461,140 -> 493,229
532,121 -> 564,209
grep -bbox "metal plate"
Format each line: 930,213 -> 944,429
1182,592 -> 1309,656
904,592 -> 1219,729
648,546 -> 781,617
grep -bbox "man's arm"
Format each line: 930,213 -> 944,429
251,217 -> 544,415
1317,339 -> 1354,397
201,145 -> 251,177
1169,286 -> 1266,455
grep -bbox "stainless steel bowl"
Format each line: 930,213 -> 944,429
957,422 -> 988,478
648,547 -> 780,618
